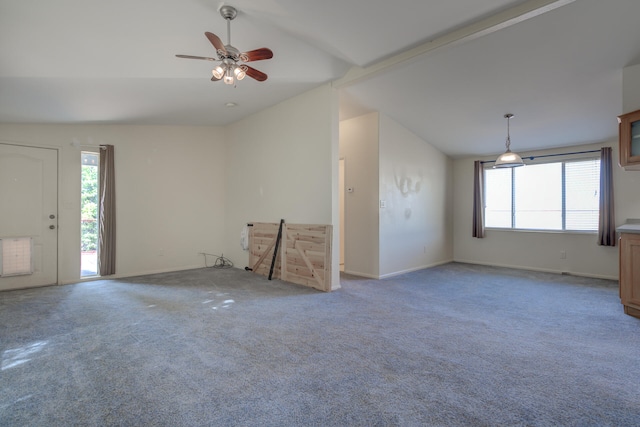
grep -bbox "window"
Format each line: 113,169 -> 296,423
81,152 -> 99,277
484,158 -> 600,231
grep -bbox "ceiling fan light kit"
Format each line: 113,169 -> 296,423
494,113 -> 524,168
176,5 -> 273,86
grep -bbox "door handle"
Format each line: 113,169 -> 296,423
49,214 -> 56,219
49,225 -> 56,229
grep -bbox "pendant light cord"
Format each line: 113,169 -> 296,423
505,115 -> 512,152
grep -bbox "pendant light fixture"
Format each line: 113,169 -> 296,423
494,113 -> 524,168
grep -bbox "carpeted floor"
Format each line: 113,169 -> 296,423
1,262 -> 639,426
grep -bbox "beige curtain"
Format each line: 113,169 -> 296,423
99,145 -> 116,275
472,160 -> 485,238
597,147 -> 615,246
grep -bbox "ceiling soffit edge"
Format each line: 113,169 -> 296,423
332,0 -> 576,89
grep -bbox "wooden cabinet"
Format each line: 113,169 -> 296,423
619,232 -> 640,318
618,108 -> 640,170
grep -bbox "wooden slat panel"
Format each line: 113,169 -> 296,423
284,265 -> 325,280
248,223 -> 281,280
289,231 -> 325,239
253,236 -> 275,244
284,248 -> 325,265
284,258 -> 325,272
286,240 -> 325,253
296,245 -> 324,289
248,222 -> 332,292
323,224 -> 332,291
285,231 -> 326,240
283,271 -> 325,291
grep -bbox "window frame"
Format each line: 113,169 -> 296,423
483,155 -> 601,234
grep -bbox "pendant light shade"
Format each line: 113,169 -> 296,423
494,113 -> 524,168
212,65 -> 225,80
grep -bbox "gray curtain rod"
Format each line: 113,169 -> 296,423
480,149 -> 601,164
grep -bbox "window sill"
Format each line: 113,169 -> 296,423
484,228 -> 597,235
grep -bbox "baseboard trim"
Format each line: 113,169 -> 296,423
343,259 -> 455,280
378,259 -> 454,279
61,264 -> 207,285
342,270 -> 379,279
452,259 -> 618,281
63,259 -> 616,286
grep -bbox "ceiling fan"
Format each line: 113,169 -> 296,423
176,5 -> 273,85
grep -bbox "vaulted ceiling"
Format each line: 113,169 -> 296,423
2,0 -> 640,157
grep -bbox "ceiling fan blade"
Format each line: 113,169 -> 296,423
205,32 -> 227,55
176,54 -> 217,61
241,48 -> 273,62
245,65 -> 268,82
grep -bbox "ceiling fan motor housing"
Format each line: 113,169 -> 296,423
224,45 -> 241,61
219,5 -> 237,21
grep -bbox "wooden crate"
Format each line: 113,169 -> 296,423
247,222 -> 333,292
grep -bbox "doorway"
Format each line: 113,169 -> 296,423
339,158 -> 345,272
0,144 -> 58,290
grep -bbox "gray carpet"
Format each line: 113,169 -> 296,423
0,262 -> 638,426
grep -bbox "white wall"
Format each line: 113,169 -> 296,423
339,112 -> 380,278
378,114 -> 453,277
623,63 -> 640,113
0,124 -> 226,284
453,141 -> 640,279
224,84 -> 341,288
338,112 -> 453,279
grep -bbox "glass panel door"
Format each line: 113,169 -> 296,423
631,120 -> 640,157
81,152 -> 99,277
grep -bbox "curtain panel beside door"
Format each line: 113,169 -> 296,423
99,145 -> 116,275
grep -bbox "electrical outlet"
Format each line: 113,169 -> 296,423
380,200 -> 386,208
560,250 -> 566,259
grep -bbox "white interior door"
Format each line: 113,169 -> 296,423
0,144 -> 58,290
